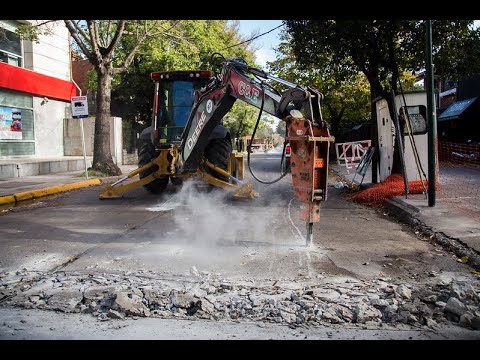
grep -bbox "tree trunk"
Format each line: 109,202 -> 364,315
383,92 -> 403,175
92,69 -> 121,176
329,115 -> 343,140
325,104 -> 345,137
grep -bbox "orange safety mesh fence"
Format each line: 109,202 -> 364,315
349,173 -> 428,207
347,141 -> 480,222
438,141 -> 480,166
437,141 -> 480,223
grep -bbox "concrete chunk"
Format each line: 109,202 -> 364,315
312,288 -> 340,302
107,309 -> 125,320
444,297 -> 467,317
171,293 -> 196,309
395,285 -> 412,300
114,290 -> 150,317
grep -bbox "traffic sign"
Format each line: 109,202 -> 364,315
71,96 -> 89,118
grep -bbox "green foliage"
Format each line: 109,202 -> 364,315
267,31 -> 370,137
85,69 -> 97,92
15,21 -> 57,43
137,20 -> 255,71
285,20 -> 480,174
223,102 -> 272,141
276,121 -> 286,137
285,20 -> 480,96
113,20 -> 258,131
74,169 -> 105,178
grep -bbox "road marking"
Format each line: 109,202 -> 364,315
146,197 -> 181,212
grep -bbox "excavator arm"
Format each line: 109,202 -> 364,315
180,56 -> 335,244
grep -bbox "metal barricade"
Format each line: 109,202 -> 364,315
335,140 -> 372,174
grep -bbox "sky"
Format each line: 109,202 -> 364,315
237,20 -> 284,69
238,20 -> 480,69
235,20 -> 284,129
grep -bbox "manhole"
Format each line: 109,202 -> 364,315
0,181 -> 43,189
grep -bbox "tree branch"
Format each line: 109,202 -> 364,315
93,21 -> 100,49
104,20 -> 112,48
87,20 -> 102,65
64,20 -> 93,62
163,20 -> 180,33
112,35 -> 146,74
31,20 -> 57,28
105,20 -> 126,59
71,20 -> 91,44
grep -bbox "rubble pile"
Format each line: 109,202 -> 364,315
1,269 -> 479,330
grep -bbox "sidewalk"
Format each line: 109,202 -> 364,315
0,163 -> 136,206
331,162 -> 480,263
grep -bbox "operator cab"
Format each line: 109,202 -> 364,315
151,70 -> 212,147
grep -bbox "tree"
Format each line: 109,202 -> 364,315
267,31 -> 370,139
66,20 -> 174,175
276,121 -> 286,137
285,20 -> 480,175
19,20 -> 171,175
223,102 -> 275,151
112,20 -> 258,142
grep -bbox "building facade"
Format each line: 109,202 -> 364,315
0,20 -> 75,158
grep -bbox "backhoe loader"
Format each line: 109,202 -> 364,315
100,54 -> 335,244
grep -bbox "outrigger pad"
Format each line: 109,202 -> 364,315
233,183 -> 258,199
99,184 -> 122,199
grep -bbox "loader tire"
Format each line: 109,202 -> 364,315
138,140 -> 168,194
203,137 -> 232,182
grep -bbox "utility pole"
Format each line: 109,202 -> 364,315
426,20 -> 437,206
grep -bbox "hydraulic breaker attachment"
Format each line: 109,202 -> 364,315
286,115 -> 335,245
99,146 -> 179,199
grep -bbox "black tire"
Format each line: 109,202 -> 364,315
138,140 -> 169,194
203,137 -> 232,182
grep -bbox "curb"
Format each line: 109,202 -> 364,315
0,178 -> 101,206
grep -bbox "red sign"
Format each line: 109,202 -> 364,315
0,62 -> 76,102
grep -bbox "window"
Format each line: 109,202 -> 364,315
399,105 -> 428,135
0,28 -> 22,67
0,89 -> 34,156
157,80 -> 206,128
443,80 -> 457,92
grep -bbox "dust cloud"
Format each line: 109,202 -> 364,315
140,174 -> 313,278
146,179 -> 302,249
